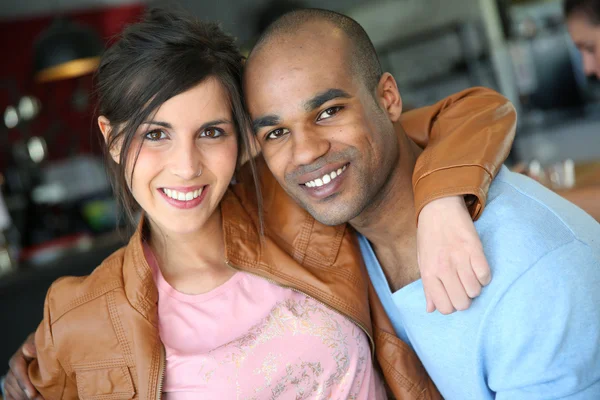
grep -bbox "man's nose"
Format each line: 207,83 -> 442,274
291,126 -> 331,167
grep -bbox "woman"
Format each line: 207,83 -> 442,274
3,9 -> 516,400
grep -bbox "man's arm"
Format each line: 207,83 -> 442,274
402,87 -> 517,220
485,240 -> 600,399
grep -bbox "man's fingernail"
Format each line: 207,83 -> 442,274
26,389 -> 34,399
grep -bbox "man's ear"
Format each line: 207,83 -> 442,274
98,116 -> 120,164
376,72 -> 403,122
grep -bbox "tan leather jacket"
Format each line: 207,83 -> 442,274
29,87 -> 516,399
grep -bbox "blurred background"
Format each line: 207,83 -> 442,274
0,0 -> 598,368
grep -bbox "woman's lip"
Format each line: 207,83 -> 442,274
159,185 -> 204,192
157,185 -> 208,210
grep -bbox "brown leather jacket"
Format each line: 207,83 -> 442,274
29,88 -> 516,399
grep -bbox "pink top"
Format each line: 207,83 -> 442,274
144,244 -> 386,399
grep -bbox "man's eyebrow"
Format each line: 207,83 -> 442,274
252,115 -> 280,133
304,88 -> 352,112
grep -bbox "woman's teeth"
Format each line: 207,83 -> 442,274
162,188 -> 203,201
305,165 -> 347,188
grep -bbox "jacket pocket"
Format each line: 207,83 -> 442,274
75,365 -> 135,400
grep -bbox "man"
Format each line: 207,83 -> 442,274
243,9 -> 600,399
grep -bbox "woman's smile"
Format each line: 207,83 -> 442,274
157,185 -> 209,209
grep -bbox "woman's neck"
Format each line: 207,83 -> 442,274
146,207 -> 235,294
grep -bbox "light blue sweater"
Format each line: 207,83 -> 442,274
360,167 -> 600,399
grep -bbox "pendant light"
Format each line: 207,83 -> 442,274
33,16 -> 103,83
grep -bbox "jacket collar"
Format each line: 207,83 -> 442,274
121,218 -> 159,322
223,157 -> 374,340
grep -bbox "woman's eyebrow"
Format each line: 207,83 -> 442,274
141,119 -> 232,131
141,120 -> 172,128
198,119 -> 233,131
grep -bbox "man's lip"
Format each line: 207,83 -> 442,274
297,162 -> 349,185
301,165 -> 348,200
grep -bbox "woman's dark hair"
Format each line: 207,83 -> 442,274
96,8 -> 260,229
565,0 -> 600,22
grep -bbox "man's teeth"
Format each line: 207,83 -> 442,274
162,188 -> 203,201
305,165 -> 347,188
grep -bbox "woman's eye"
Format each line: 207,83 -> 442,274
317,106 -> 342,121
200,128 -> 224,138
145,130 -> 167,141
266,127 -> 290,141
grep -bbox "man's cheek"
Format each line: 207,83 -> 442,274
270,159 -> 287,183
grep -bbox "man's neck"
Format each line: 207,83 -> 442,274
350,127 -> 423,292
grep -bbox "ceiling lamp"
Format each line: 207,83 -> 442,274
33,18 -> 104,83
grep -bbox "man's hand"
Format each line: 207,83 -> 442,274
417,196 -> 491,314
4,334 -> 41,400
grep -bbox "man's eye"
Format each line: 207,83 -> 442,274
317,106 -> 342,121
200,128 -> 224,138
266,127 -> 290,140
145,130 -> 167,141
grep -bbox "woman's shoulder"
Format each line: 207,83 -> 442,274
45,246 -> 128,323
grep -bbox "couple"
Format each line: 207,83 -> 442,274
4,7 -> 600,400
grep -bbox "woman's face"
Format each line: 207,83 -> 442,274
567,12 -> 600,78
102,78 -> 239,236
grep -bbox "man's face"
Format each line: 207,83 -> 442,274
244,26 -> 400,226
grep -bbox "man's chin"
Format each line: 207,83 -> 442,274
304,203 -> 357,227
287,189 -> 359,226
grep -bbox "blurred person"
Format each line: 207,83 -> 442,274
243,8 -> 600,399
1,8 -> 521,400
539,0 -> 600,222
510,0 -> 600,222
565,0 -> 600,78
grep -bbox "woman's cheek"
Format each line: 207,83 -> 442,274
129,146 -> 163,189
215,140 -> 239,178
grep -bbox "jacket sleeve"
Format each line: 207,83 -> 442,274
28,284 -> 74,399
401,87 -> 517,221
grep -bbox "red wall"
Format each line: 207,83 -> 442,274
0,4 -> 146,168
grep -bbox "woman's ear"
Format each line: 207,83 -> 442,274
98,116 -> 120,164
376,72 -> 403,122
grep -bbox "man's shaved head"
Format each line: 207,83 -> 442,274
243,8 -> 405,226
249,8 -> 382,93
